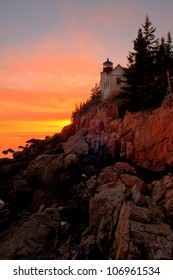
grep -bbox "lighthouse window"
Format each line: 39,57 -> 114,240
116,77 -> 121,84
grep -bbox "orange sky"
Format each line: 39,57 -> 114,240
0,44 -> 100,141
0,49 -> 100,155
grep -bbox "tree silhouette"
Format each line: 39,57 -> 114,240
122,16 -> 173,111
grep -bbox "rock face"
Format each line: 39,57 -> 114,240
0,94 -> 173,259
69,93 -> 173,169
74,163 -> 173,260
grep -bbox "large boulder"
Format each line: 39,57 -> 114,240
26,153 -> 79,189
9,179 -> 32,206
115,202 -> 173,260
61,124 -> 75,141
64,131 -> 89,157
151,174 -> 173,224
0,210 -> 60,259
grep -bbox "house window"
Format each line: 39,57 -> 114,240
116,77 -> 121,85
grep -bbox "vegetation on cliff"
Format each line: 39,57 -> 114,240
71,82 -> 101,120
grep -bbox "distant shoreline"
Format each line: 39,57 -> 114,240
0,132 -> 58,159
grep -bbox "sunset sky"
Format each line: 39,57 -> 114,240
0,0 -> 173,156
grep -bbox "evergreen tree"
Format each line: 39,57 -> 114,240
90,82 -> 101,99
155,37 -> 168,97
142,15 -> 159,83
155,32 -> 173,95
122,28 -> 148,110
142,15 -> 159,52
122,16 -> 161,111
165,32 -> 173,92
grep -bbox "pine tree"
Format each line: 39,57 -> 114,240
142,15 -> 159,52
155,32 -> 173,95
122,28 -> 148,110
122,16 -> 160,111
165,32 -> 173,92
155,37 -> 168,97
142,15 -> 159,81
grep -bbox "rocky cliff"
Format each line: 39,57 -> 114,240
68,93 -> 173,169
0,94 -> 173,259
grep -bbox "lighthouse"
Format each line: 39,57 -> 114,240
100,58 -> 126,100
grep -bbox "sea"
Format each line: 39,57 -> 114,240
0,132 -> 56,159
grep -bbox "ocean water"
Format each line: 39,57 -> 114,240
0,132 -> 55,159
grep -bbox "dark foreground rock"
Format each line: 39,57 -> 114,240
0,210 -> 60,259
0,144 -> 173,259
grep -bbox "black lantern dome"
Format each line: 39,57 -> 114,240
103,58 -> 113,74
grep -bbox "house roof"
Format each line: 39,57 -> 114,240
109,64 -> 124,75
113,64 -> 123,70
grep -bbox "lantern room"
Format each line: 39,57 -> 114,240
103,58 -> 113,74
